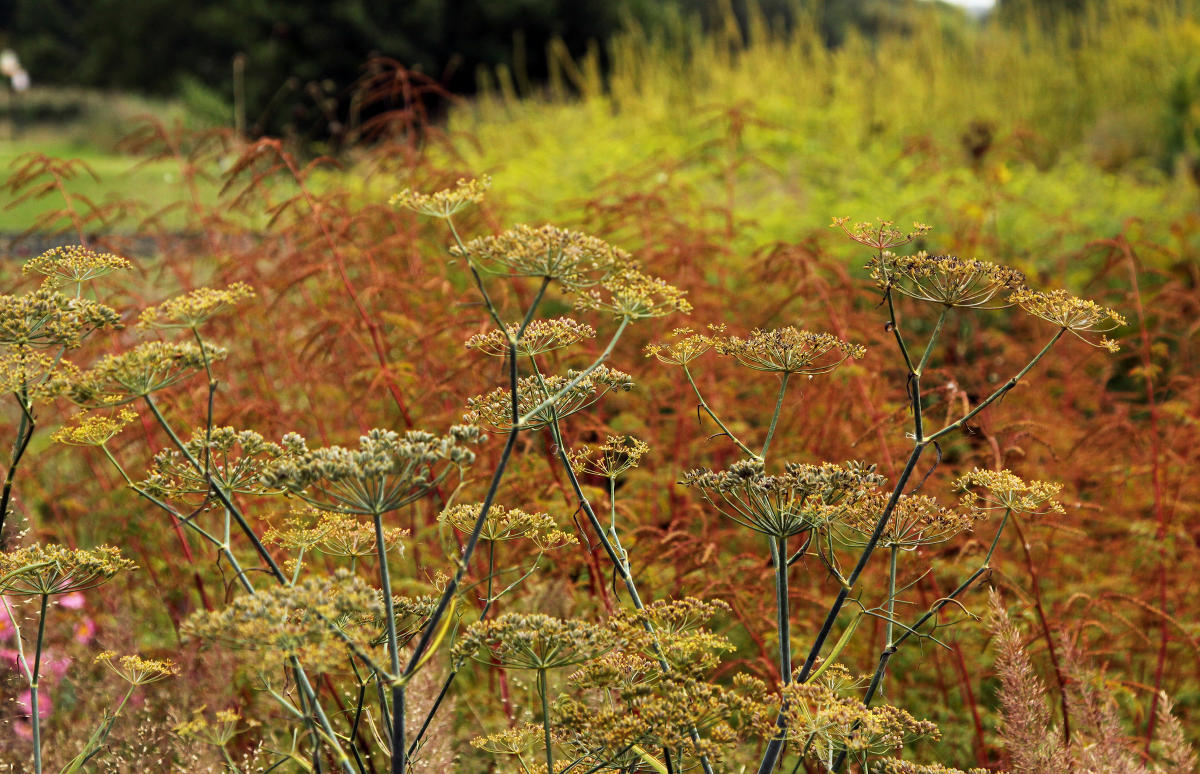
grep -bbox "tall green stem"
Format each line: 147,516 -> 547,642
761,373 -> 791,459
0,395 -> 34,538
774,536 -> 792,684
538,668 -> 554,774
30,593 -> 49,774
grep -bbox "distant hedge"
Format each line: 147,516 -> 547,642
1,0 -> 990,142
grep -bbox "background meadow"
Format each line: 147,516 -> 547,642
1,0 -> 1198,770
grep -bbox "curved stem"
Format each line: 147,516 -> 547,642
682,366 -> 757,458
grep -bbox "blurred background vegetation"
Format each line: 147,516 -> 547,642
0,0 -> 1198,768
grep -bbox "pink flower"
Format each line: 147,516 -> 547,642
58,593 -> 86,611
73,616 -> 96,645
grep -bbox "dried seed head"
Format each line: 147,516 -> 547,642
389,176 -> 490,218
453,612 -> 616,670
831,217 -> 931,250
0,288 -> 122,350
714,327 -> 865,375
0,543 -> 135,596
868,252 -> 1025,308
465,317 -> 596,357
52,408 -> 139,447
470,724 -> 543,755
463,365 -> 634,432
955,468 -> 1065,515
182,569 -> 386,674
138,283 -> 255,329
23,245 -> 132,286
455,223 -> 635,288
568,435 -> 650,478
575,268 -> 692,319
0,351 -> 81,401
439,503 -> 575,548
681,460 -> 885,538
140,427 -> 288,505
644,324 -> 725,366
1011,288 -> 1126,351
66,340 -> 227,407
262,426 -> 483,514
839,493 -> 984,549
94,650 -> 179,685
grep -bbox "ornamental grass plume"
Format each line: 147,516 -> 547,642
0,288 -> 122,350
463,365 -> 634,431
714,326 -> 865,375
137,283 -> 256,330
453,223 -> 634,287
866,252 -> 1025,309
62,341 -> 226,407
680,459 -> 884,538
22,245 -> 132,287
0,544 -> 134,596
140,427 -> 289,505
465,317 -> 595,357
262,426 -> 483,514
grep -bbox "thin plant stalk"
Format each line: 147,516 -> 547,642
30,592 -> 49,773
537,667 -> 554,774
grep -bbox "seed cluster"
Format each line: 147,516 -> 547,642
262,426 -> 483,514
0,543 -> 135,596
64,340 -> 227,407
138,283 -> 256,329
869,252 -> 1025,308
465,317 -> 596,358
182,569 -> 385,673
463,365 -> 634,431
140,427 -> 288,505
389,176 -> 491,218
575,268 -> 692,319
453,612 -> 616,670
831,217 -> 932,250
23,245 -> 132,286
681,459 -> 885,538
567,435 -> 650,479
0,288 -> 122,350
456,223 -> 633,288
52,408 -> 139,447
714,327 -> 865,375
94,650 -> 179,685
839,493 -> 985,549
955,468 -> 1065,515
1011,288 -> 1127,351
439,503 -> 575,548
644,324 -> 725,366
